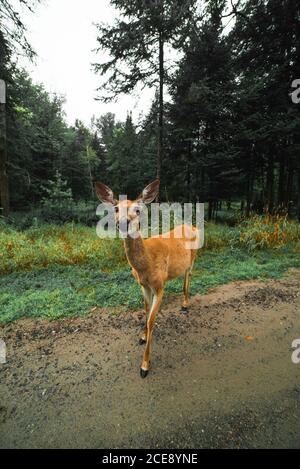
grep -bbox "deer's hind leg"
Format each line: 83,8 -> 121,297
181,259 -> 195,314
139,286 -> 153,345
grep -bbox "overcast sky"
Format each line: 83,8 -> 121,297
18,0 -> 154,126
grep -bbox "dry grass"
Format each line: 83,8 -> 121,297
0,216 -> 299,275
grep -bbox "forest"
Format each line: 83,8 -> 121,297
1,0 -> 299,223
0,0 -> 299,327
2,0 -> 300,451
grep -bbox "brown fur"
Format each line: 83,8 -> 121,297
95,180 -> 199,377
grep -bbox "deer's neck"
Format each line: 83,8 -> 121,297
123,233 -> 149,273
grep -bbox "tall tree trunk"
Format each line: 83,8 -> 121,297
208,199 -> 213,221
0,101 -> 9,217
213,200 -> 218,221
266,153 -> 274,213
246,172 -> 254,217
285,150 -> 294,214
208,178 -> 213,220
240,199 -> 245,214
278,152 -> 286,206
157,30 -> 164,188
286,167 -> 294,214
200,165 -> 205,201
187,139 -> 191,202
86,145 -> 94,199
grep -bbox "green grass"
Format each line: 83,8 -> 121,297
1,241 -> 300,324
1,217 -> 300,324
0,223 -> 126,275
0,221 -> 240,275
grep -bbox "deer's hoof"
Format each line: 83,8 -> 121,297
140,368 -> 149,379
139,337 -> 146,345
181,306 -> 189,314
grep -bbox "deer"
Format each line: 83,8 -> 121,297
95,180 -> 200,378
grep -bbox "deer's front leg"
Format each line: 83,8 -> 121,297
140,289 -> 164,378
139,286 -> 153,345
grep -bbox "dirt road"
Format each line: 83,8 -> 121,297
1,269 -> 300,448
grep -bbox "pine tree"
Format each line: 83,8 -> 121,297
169,0 -> 236,212
94,0 -> 198,187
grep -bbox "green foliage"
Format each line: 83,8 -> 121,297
7,201 -> 99,229
7,70 -> 71,207
202,222 -> 236,250
237,215 -> 300,251
42,170 -> 73,206
94,0 -> 197,100
0,0 -> 40,58
2,0 -> 300,230
1,217 -> 300,323
167,0 -> 300,215
1,216 -> 300,275
105,114 -> 141,197
40,171 -> 74,222
1,234 -> 300,324
0,224 -> 126,275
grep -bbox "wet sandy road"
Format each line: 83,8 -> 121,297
1,269 -> 300,448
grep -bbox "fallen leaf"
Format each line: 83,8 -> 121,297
244,335 -> 254,341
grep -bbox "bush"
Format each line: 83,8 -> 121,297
4,200 -> 99,229
215,208 -> 243,226
38,200 -> 99,226
237,215 -> 300,251
204,223 -> 236,250
40,171 -> 75,224
0,224 -> 126,275
1,215 -> 300,276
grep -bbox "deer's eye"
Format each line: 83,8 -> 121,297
114,206 -> 119,213
135,208 -> 140,216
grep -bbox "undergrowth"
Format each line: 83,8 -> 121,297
0,215 -> 299,323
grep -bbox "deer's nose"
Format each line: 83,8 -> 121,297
117,218 -> 130,232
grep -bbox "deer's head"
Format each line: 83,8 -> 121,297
95,180 -> 159,235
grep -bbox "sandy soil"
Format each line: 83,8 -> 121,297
1,269 -> 300,448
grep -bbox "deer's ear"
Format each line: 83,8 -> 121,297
95,182 -> 116,205
138,179 -> 160,204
